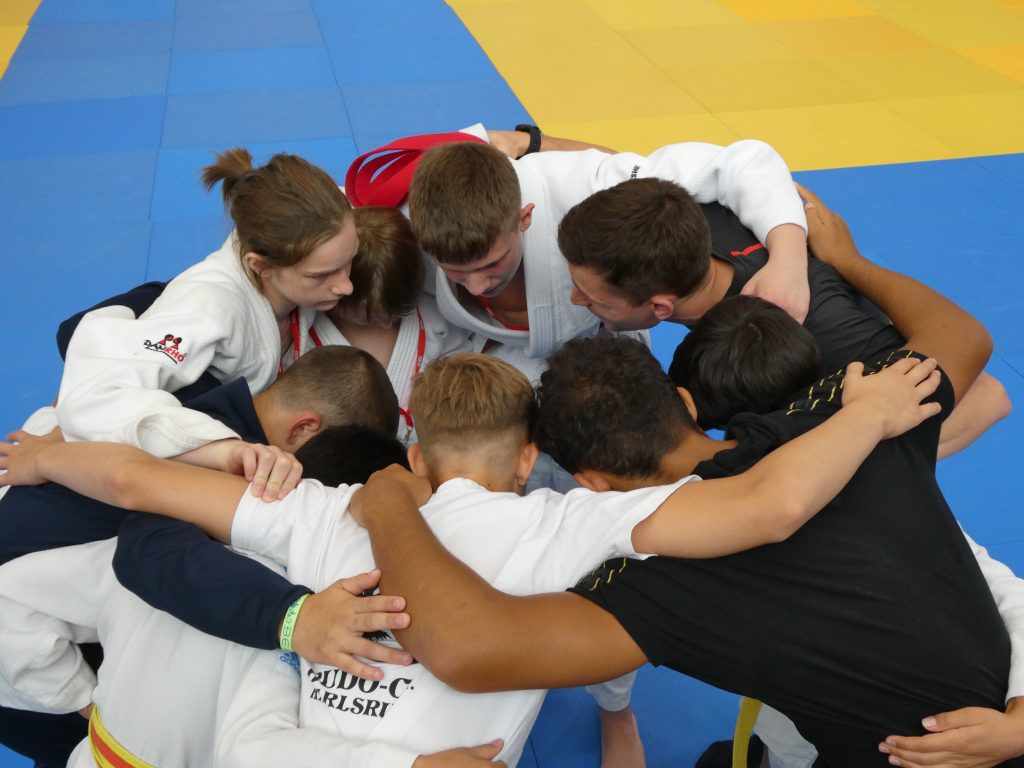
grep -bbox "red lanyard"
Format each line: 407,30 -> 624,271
478,296 -> 529,331
397,308 -> 426,432
278,309 -> 322,376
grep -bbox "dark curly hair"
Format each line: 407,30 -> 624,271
537,337 -> 696,478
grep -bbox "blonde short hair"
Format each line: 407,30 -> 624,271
410,353 -> 536,456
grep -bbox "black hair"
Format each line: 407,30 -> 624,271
295,425 -> 409,487
537,336 -> 697,478
668,295 -> 822,430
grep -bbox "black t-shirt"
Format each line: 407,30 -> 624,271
701,203 -> 905,374
572,353 -> 1013,767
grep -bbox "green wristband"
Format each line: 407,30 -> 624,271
279,593 -> 311,652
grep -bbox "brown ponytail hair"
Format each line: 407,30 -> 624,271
202,148 -> 352,279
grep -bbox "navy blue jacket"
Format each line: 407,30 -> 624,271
0,378 -> 310,649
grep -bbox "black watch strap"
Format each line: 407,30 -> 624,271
514,124 -> 542,158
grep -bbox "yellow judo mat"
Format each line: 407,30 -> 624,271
0,0 -> 37,80
449,0 -> 1024,170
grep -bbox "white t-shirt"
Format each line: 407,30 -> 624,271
230,475 -> 694,765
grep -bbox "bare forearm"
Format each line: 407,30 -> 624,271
763,223 -> 807,270
361,487 -> 642,690
38,442 -> 238,541
486,129 -> 615,159
35,442 -> 157,509
642,401 -> 888,556
541,134 -> 615,153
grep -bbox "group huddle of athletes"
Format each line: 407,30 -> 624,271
0,124 -> 1020,768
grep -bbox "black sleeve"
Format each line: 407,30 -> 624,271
570,557 -> 756,695
803,259 -> 907,374
112,513 -> 311,650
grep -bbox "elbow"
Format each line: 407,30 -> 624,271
411,646 -> 492,693
400,632 -> 501,693
106,457 -> 152,511
991,376 -> 1012,422
764,493 -> 817,545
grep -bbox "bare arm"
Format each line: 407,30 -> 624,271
741,222 -> 810,323
352,468 -> 646,692
486,129 -> 615,158
798,184 -> 992,404
936,372 -> 1011,460
633,355 -> 942,557
0,431 -> 245,542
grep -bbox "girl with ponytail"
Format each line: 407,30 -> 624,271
56,149 -> 357,468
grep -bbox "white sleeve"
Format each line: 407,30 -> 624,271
231,481 -> 355,568
962,528 -> 1024,701
545,476 -> 699,585
516,139 -> 806,244
215,648 -> 417,768
458,122 -> 489,141
0,542 -> 115,713
56,297 -> 242,458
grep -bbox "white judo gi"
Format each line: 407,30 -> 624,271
0,539 -> 275,766
220,475 -> 695,766
56,232 -> 317,458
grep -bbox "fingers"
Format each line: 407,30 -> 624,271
794,182 -> 822,208
337,569 -> 383,596
795,183 -> 827,226
340,636 -> 413,666
879,734 -> 958,767
327,652 -> 387,682
245,445 -> 302,501
267,455 -> 303,500
467,740 -> 505,761
347,607 -> 411,635
356,592 -> 408,615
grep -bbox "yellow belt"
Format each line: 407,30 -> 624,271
89,706 -> 157,768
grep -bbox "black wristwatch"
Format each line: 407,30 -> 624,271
514,124 -> 542,158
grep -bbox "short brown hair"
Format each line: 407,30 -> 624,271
202,148 -> 352,281
269,346 -> 399,435
407,142 -> 521,265
327,207 -> 424,326
410,353 -> 536,459
557,178 -> 712,304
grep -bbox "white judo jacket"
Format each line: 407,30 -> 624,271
56,233 -> 317,458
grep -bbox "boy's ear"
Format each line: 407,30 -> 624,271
407,443 -> 430,479
676,387 -> 699,423
650,293 -> 680,321
515,441 -> 541,489
573,469 -> 613,492
285,413 -> 322,447
519,203 -> 535,232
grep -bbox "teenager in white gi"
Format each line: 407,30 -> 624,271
406,127 -> 811,368
56,149 -> 357,464
0,346 -> 945,766
310,207 -> 473,446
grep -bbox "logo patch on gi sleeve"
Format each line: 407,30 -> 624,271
143,333 -> 187,364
